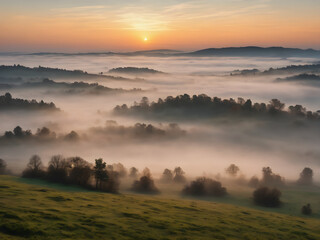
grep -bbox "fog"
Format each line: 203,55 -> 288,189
1,54 -> 320,183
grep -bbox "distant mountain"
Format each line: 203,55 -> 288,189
108,67 -> 166,75
0,65 -> 144,83
185,47 -> 320,58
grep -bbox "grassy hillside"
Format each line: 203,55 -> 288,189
0,176 -> 320,240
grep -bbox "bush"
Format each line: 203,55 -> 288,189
301,204 -> 312,215
182,177 -> 227,197
253,187 -> 281,207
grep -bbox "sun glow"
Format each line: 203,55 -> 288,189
144,37 -> 148,42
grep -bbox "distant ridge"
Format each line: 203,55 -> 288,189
1,47 -> 319,58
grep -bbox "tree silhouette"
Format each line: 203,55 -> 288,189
22,155 -> 44,178
173,167 -> 186,183
225,164 -> 240,177
161,168 -> 173,182
0,159 -> 7,174
94,158 -> 108,190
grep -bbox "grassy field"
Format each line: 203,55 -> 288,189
0,175 -> 320,240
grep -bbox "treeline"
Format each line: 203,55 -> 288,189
0,157 -> 316,214
276,73 -> 320,83
114,94 -> 320,120
1,78 -> 142,95
0,126 -> 79,143
0,93 -> 58,111
89,121 -> 186,140
0,122 -> 185,144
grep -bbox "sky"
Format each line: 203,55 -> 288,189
0,0 -> 319,52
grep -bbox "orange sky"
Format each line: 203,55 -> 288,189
0,0 -> 319,52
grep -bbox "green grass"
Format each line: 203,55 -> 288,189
0,175 -> 320,240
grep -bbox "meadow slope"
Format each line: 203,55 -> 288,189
0,175 -> 319,240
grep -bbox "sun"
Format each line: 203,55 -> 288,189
144,37 -> 148,42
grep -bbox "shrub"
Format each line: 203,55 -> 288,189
253,187 -> 281,207
182,177 -> 227,197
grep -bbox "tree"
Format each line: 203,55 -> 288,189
129,167 -> 139,178
68,157 -> 92,187
22,155 -> 44,178
47,155 -> 69,183
173,167 -> 186,183
261,167 -> 284,186
161,168 -> 173,182
94,158 -> 108,190
225,164 -> 240,177
132,169 -> 159,194
297,167 -> 313,185
0,159 -> 7,174
13,126 -> 23,137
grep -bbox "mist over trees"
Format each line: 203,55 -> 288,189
89,121 -> 186,140
0,93 -> 58,111
0,126 -> 78,144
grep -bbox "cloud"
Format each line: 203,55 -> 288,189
49,1 -> 271,32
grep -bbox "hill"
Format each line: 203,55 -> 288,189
108,67 -> 166,75
0,175 -> 319,239
0,65 -> 142,83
